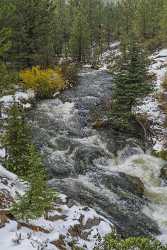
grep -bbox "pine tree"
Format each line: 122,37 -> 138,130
3,102 -> 31,177
110,38 -> 152,128
0,1 -> 13,59
160,0 -> 167,45
126,38 -> 151,102
0,63 -> 18,97
110,68 -> 132,128
0,2 -> 18,99
11,144 -> 56,220
136,0 -> 164,40
69,6 -> 91,62
53,0 -> 69,56
3,103 -> 56,220
8,0 -> 55,68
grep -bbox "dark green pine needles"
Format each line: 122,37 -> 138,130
110,38 -> 153,128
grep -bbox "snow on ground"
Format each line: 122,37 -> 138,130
0,88 -> 33,205
0,83 -> 113,250
98,41 -> 120,71
136,49 -> 167,151
0,221 -> 57,250
0,147 -> 5,158
0,192 -> 113,250
98,43 -> 167,151
0,90 -> 34,106
0,147 -> 113,249
28,202 -> 112,250
0,90 -> 34,118
0,164 -> 26,206
0,163 -> 113,249
0,159 -> 113,249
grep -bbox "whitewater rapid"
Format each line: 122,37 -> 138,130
103,152 -> 167,242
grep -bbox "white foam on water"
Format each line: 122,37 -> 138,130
39,101 -> 75,121
102,153 -> 167,242
78,174 -> 119,203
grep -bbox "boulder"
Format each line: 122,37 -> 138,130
73,146 -> 106,174
101,172 -> 145,198
160,165 -> 167,180
49,174 -> 159,238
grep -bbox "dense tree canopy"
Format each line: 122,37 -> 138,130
0,0 -> 166,67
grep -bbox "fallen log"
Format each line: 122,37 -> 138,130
17,222 -> 50,233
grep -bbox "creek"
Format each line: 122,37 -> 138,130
29,68 -> 167,240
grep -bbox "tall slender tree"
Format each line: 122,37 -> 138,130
9,0 -> 55,68
3,102 -> 31,177
0,1 -> 13,59
69,0 -> 92,62
110,37 -> 152,128
11,144 -> 56,220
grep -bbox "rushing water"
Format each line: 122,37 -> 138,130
29,68 -> 167,240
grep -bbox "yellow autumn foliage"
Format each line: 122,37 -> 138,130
19,66 -> 66,98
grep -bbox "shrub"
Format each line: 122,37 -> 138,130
19,66 -> 66,98
19,64 -> 79,99
103,234 -> 167,250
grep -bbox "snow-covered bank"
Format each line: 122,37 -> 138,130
0,89 -> 113,250
97,41 -> 120,71
99,43 -> 167,151
0,90 -> 35,117
136,49 -> 167,151
0,180 -> 113,250
0,164 -> 25,207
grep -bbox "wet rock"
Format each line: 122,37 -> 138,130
126,175 -> 145,197
48,214 -> 67,221
49,176 -> 159,238
92,118 -> 112,129
119,145 -> 144,161
74,146 -> 106,174
101,172 -> 144,197
83,217 -> 101,229
160,165 -> 167,180
44,154 -> 74,178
